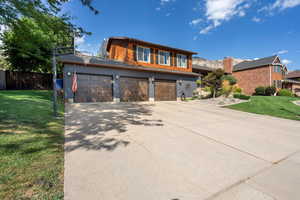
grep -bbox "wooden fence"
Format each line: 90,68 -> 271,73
4,71 -> 55,90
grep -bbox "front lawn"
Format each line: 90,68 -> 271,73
0,90 -> 64,199
227,96 -> 300,121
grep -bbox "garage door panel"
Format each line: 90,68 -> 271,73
155,80 -> 176,101
74,74 -> 113,103
120,77 -> 149,102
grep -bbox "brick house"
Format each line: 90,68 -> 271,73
283,70 -> 300,96
60,37 -> 198,103
223,55 -> 287,95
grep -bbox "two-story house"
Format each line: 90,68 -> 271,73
59,37 -> 198,103
223,55 -> 287,95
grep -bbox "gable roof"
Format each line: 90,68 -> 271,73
286,70 -> 300,79
106,37 -> 198,55
233,55 -> 279,72
58,54 -> 199,77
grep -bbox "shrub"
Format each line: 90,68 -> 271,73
233,93 -> 251,100
278,89 -> 294,97
254,86 -> 266,96
203,86 -> 211,92
222,75 -> 237,85
222,80 -> 233,97
265,86 -> 276,96
233,86 -> 242,94
196,80 -> 202,87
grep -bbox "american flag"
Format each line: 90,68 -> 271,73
72,72 -> 78,93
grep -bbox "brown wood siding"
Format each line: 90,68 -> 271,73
108,39 -> 193,72
74,74 -> 113,103
271,65 -> 284,83
154,80 -> 176,101
120,77 -> 149,102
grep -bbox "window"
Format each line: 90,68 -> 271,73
136,46 -> 150,63
158,50 -> 170,65
273,80 -> 282,88
273,65 -> 281,73
177,54 -> 187,68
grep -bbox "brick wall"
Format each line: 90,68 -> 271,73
233,65 -> 271,95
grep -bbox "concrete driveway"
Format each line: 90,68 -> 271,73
65,101 -> 300,200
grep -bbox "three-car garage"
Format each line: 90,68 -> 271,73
61,55 -> 198,103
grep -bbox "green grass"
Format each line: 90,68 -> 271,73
0,90 -> 64,200
227,96 -> 300,121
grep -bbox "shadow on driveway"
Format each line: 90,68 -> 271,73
65,103 -> 163,152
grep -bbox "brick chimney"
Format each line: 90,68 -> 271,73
223,57 -> 233,74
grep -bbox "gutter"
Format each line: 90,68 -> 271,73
60,60 -> 199,77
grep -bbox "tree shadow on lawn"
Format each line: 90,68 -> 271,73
65,103 -> 164,152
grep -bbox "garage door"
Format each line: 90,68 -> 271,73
155,80 -> 177,101
120,77 -> 149,102
74,74 -> 113,103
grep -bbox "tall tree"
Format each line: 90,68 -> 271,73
2,16 -> 72,72
203,69 -> 225,98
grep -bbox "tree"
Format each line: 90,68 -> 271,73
1,16 -> 72,72
203,68 -> 224,98
0,1 -> 99,47
221,75 -> 237,85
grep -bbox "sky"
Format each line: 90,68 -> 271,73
62,0 -> 300,71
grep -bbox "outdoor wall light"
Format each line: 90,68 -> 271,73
67,72 -> 72,76
179,80 -> 183,85
115,75 -> 119,80
150,77 -> 154,82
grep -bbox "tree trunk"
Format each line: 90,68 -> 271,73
213,88 -> 216,98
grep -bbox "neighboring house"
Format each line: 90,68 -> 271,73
283,70 -> 300,96
223,55 -> 287,95
59,37 -> 198,103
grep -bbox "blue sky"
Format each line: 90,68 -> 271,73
63,0 -> 300,71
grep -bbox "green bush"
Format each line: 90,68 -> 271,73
203,86 -> 211,92
222,75 -> 237,85
265,86 -> 276,96
196,80 -> 202,87
234,87 -> 242,94
233,93 -> 251,100
254,86 -> 266,96
278,89 -> 294,97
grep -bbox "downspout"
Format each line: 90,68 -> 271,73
269,65 -> 272,86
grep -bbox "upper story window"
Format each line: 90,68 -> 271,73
273,65 -> 281,73
177,54 -> 187,68
158,50 -> 170,66
136,46 -> 150,63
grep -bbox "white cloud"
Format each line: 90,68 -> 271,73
261,0 -> 300,12
275,50 -> 289,55
252,17 -> 261,22
75,36 -> 85,45
193,36 -> 198,40
200,24 -> 215,34
189,18 -> 202,26
282,59 -> 292,65
199,0 -> 251,34
160,0 -> 175,5
166,13 -> 171,17
155,7 -> 161,11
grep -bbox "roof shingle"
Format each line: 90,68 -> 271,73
233,55 -> 278,72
